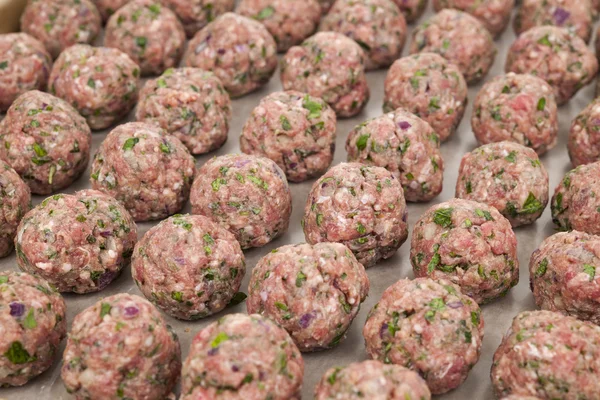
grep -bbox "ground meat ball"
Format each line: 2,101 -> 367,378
346,109 -> 444,202
182,13 -> 278,98
190,154 -> 292,249
160,0 -> 235,37
392,0 -> 427,23
302,163 -> 408,268
472,73 -> 558,154
61,293 -> 181,400
49,44 -> 140,130
181,313 -> 303,400
136,68 -> 231,155
514,0 -> 594,43
132,214 -> 245,320
20,0 -> 101,59
410,9 -> 496,84
363,278 -> 483,395
491,310 -> 600,399
240,91 -> 337,183
247,242 -> 369,351
505,26 -> 598,105
0,163 -> 30,258
433,0 -> 514,37
320,0 -> 407,70
15,190 -> 137,293
0,271 -> 66,387
281,32 -> 370,118
237,0 -> 321,52
456,142 -> 549,227
92,0 -> 131,21
383,53 -> 468,142
90,122 -> 196,222
411,198 -> 519,304
568,97 -> 600,167
104,0 -> 186,76
0,91 -> 91,195
551,162 -> 600,234
0,33 -> 52,113
314,360 -> 431,400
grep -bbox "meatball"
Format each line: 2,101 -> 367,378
20,0 -> 101,59
160,0 -> 235,37
104,0 -> 186,76
411,198 -> 519,304
410,9 -> 496,84
0,271 -> 66,387
90,122 -> 196,222
552,162 -> 600,234
0,33 -> 52,113
472,73 -> 559,154
346,109 -> 444,202
491,310 -> 600,399
281,32 -> 370,118
363,277 -> 484,394
237,0 -> 321,52
136,68 -> 231,155
190,154 -> 292,249
568,97 -> 600,167
247,242 -> 369,351
383,52 -> 468,142
314,360 -> 431,400
506,26 -> 598,105
240,91 -> 337,183
61,293 -> 181,400
49,44 -> 140,130
392,0 -> 428,23
91,0 -> 131,20
182,12 -> 278,98
456,142 -> 549,227
320,0 -> 407,70
181,313 -> 304,400
132,214 -> 245,320
0,163 -> 30,258
302,162 -> 408,268
0,91 -> 91,195
433,0 -> 514,37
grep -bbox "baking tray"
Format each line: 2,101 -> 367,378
1,3 -> 597,400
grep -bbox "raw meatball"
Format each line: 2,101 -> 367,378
383,52 -> 468,142
240,91 -> 337,182
0,271 -> 66,387
433,0 -> 514,37
505,26 -> 598,105
456,142 -> 549,227
363,277 -> 484,395
393,0 -> 428,23
182,12 -> 278,98
0,163 -> 31,258
190,154 -> 292,249
0,91 -> 91,195
410,9 -> 497,84
568,97 -> 600,166
49,44 -> 140,130
90,122 -> 196,222
181,313 -> 303,400
15,190 -> 137,293
247,242 -> 369,351
514,0 -> 594,43
320,0 -> 407,70
491,310 -> 600,399
237,0 -> 321,52
61,293 -> 181,400
302,162 -> 408,268
160,0 -> 235,37
104,0 -> 186,76
0,33 -> 52,113
551,162 -> 600,234
346,109 -> 444,202
472,73 -> 559,154
136,68 -> 231,155
92,0 -> 131,20
281,32 -> 370,118
132,214 -> 245,320
410,198 -> 519,304
314,360 -> 431,400
20,0 -> 102,59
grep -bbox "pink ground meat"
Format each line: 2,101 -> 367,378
91,0 -> 131,21
0,163 -> 30,258
159,0 -> 235,37
433,0 -> 514,37
568,97 -> 600,167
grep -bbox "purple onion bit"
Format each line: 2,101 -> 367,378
298,312 -> 314,329
9,302 -> 25,317
124,305 -> 139,318
553,7 -> 571,25
231,365 -> 240,372
447,301 -> 464,309
207,347 -> 219,356
379,323 -> 388,339
97,271 -> 118,290
398,121 -> 412,130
